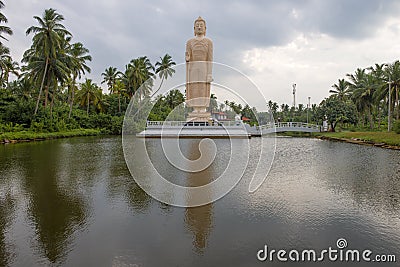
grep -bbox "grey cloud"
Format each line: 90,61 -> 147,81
5,0 -> 400,84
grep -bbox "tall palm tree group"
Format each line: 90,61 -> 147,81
0,1 -> 18,87
0,4 -> 177,121
330,61 -> 400,130
22,8 -> 92,115
101,53 -> 176,113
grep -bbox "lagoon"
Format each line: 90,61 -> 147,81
0,136 -> 399,266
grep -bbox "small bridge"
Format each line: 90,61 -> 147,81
257,122 -> 322,134
143,121 -> 322,138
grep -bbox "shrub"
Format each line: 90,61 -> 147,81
394,120 -> 400,134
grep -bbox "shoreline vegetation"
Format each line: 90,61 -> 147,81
0,6 -> 399,148
277,131 -> 400,150
314,131 -> 400,150
0,129 -> 100,144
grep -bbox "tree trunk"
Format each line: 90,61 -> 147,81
331,122 -> 336,132
44,77 -> 51,108
50,89 -> 54,116
86,93 -> 90,116
68,86 -> 74,119
118,92 -> 121,114
68,75 -> 77,119
368,105 -> 374,130
34,57 -> 49,115
377,105 -> 381,129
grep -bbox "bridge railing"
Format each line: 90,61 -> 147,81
146,120 -> 321,132
146,120 -> 243,127
258,122 -> 321,131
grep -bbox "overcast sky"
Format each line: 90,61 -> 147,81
4,0 -> 400,108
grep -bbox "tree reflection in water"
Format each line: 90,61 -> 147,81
20,140 -> 89,264
0,191 -> 15,267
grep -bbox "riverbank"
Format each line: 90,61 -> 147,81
314,131 -> 400,150
0,129 -> 101,144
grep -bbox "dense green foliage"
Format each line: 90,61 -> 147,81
0,4 -> 399,143
315,96 -> 357,132
0,7 -> 178,139
264,62 -> 400,133
394,120 -> 400,134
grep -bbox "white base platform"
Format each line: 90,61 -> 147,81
136,121 -> 250,138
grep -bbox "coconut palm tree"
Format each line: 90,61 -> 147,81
67,42 -> 91,118
112,79 -> 126,113
123,56 -> 154,99
385,61 -> 400,120
76,78 -> 100,115
329,79 -> 350,100
155,53 -> 176,94
101,66 -> 120,92
0,1 -> 12,44
25,8 -> 71,114
350,72 -> 377,129
0,43 -> 11,86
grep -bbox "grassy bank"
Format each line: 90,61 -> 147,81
0,129 -> 101,143
276,132 -> 313,137
314,131 -> 400,147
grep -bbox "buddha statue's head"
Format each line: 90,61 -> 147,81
194,16 -> 206,36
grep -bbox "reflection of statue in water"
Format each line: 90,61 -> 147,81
184,140 -> 214,254
185,16 -> 213,122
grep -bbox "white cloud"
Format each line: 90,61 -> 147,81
3,1 -> 400,107
241,17 -> 400,108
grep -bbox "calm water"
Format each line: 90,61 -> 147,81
0,136 -> 399,266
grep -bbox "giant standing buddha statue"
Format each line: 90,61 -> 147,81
185,16 -> 213,123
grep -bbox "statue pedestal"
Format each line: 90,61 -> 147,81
187,111 -> 211,123
136,120 -> 250,138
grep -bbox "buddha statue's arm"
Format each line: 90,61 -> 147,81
207,39 -> 213,82
185,40 -> 191,62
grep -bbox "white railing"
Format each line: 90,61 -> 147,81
146,120 -> 321,132
258,122 -> 320,131
146,120 -> 243,127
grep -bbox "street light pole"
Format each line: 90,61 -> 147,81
388,76 -> 391,132
292,84 -> 296,108
292,84 -> 296,122
307,96 -> 311,124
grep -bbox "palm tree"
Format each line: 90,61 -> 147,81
123,56 -> 154,99
385,61 -> 400,120
25,8 -> 71,114
0,43 -> 11,86
329,79 -> 350,100
155,54 -> 176,95
0,1 -> 12,44
112,79 -> 126,113
350,72 -> 377,129
67,42 -> 91,118
94,91 -> 109,113
76,79 -> 100,115
101,66 -> 120,92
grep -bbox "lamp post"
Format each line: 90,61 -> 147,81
307,96 -> 311,124
385,62 -> 393,132
292,84 -> 296,108
388,76 -> 391,132
292,83 -> 296,122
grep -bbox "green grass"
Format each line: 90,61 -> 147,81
314,131 -> 400,146
276,132 -> 313,137
0,129 -> 101,143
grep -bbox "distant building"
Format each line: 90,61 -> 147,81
241,116 -> 251,122
211,111 -> 229,121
